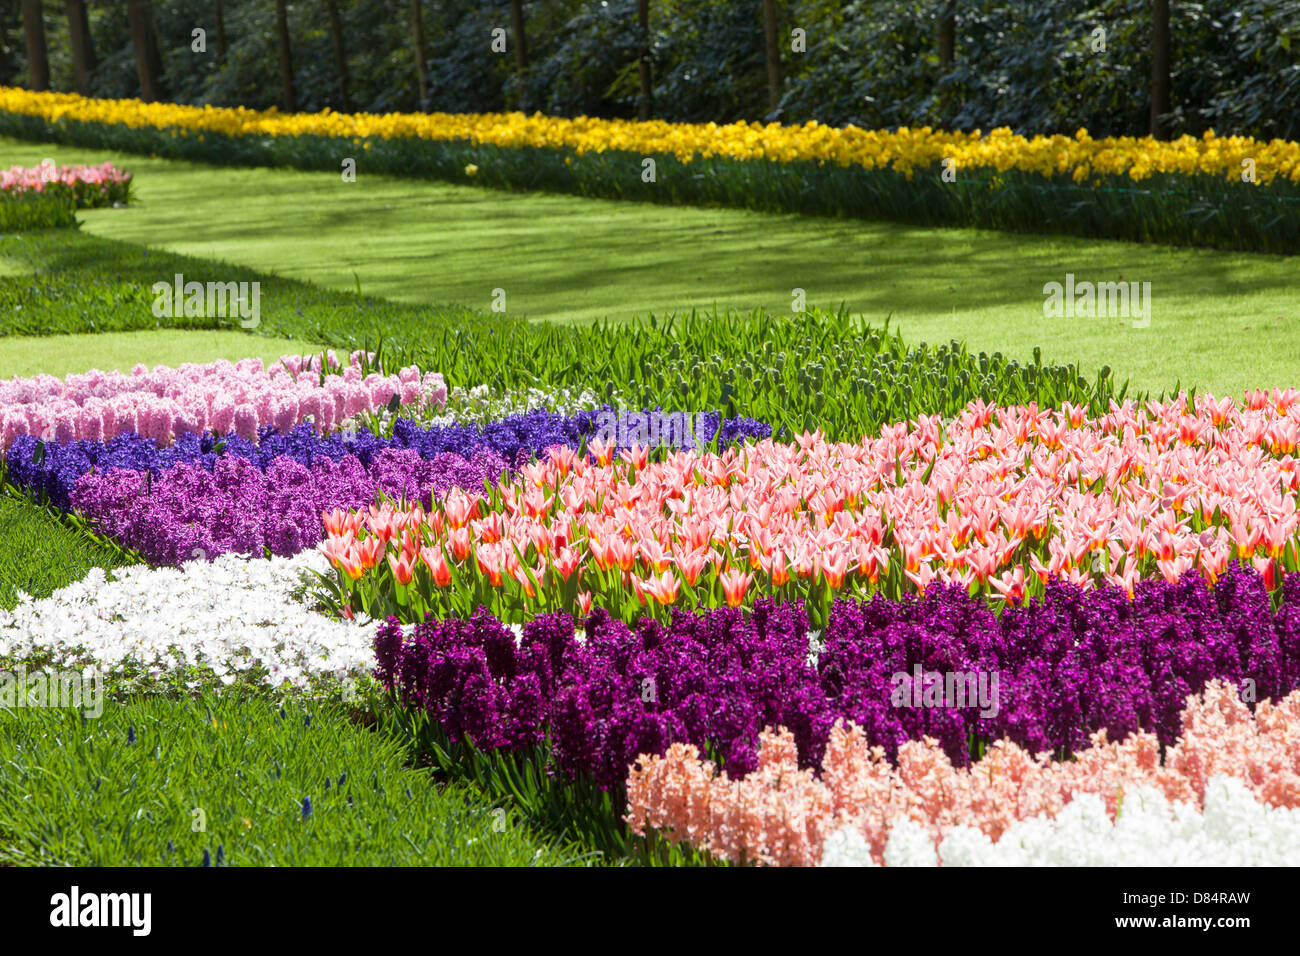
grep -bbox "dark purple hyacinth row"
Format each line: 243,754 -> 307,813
5,407 -> 771,512
71,448 -> 509,565
374,566 -> 1300,789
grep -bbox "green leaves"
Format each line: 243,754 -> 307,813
1,224 -> 1146,448
0,192 -> 78,231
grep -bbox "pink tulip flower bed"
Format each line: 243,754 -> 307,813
320,391 -> 1300,628
1,161 -> 131,207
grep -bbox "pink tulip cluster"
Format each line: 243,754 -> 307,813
332,392 -> 1300,622
0,351 -> 448,451
0,160 -> 130,195
625,680 -> 1300,866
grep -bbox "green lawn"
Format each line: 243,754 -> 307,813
4,137 -> 1297,397
0,329 -> 326,379
0,495 -> 130,609
0,693 -> 586,866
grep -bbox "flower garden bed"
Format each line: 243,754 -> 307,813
5,341 -> 1299,864
0,160 -> 131,231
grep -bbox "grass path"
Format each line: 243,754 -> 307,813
4,136 -> 1299,395
0,329 -> 325,379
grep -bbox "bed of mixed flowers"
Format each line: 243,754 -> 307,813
4,347 -> 1300,866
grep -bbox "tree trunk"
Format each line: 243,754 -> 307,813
762,0 -> 781,115
126,0 -> 163,101
1150,0 -> 1171,139
636,0 -> 651,120
213,0 -> 228,61
66,0 -> 96,95
275,0 -> 295,112
410,0 -> 428,106
21,0 -> 49,92
510,0 -> 527,110
938,9 -> 955,69
0,15 -> 10,85
148,8 -> 166,92
326,0 -> 351,112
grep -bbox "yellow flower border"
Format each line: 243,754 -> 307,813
3,86 -> 1298,186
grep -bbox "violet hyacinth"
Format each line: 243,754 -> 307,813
7,407 -> 770,512
71,447 -> 509,565
373,568 -> 1300,790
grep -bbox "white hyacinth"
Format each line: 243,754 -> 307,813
0,551 -> 378,689
821,776 -> 1300,866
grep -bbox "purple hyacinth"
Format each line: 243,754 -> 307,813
373,570 -> 1300,792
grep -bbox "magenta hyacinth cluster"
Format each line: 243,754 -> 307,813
372,566 -> 1300,790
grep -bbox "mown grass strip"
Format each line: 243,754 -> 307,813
0,230 -> 1140,443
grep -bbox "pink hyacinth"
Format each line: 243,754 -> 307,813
52,409 -> 76,443
210,401 -> 235,436
148,401 -> 176,445
92,399 -> 115,438
328,388 -> 347,424
0,353 -> 441,451
423,372 -> 448,409
343,383 -> 368,418
316,399 -> 335,433
77,406 -> 102,443
297,393 -> 321,427
109,399 -> 135,437
369,379 -> 397,408
172,408 -> 204,441
271,395 -> 299,434
2,414 -> 27,448
232,404 -> 259,442
25,406 -> 50,441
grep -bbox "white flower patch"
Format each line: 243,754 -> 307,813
805,629 -> 824,667
0,551 -> 378,689
423,383 -> 616,427
821,776 -> 1300,866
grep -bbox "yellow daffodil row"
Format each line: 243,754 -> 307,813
4,86 -> 1298,186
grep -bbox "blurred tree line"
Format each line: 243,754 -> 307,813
3,0 -> 1297,140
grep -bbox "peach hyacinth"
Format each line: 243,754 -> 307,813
624,681 -> 1300,866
